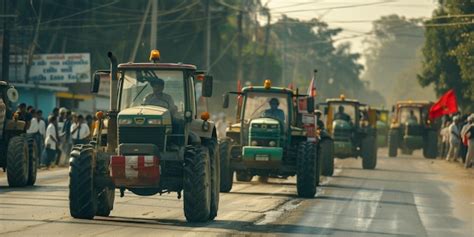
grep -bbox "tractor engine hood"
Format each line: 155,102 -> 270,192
248,118 -> 281,147
333,119 -> 353,130
117,105 -> 172,126
250,118 -> 280,132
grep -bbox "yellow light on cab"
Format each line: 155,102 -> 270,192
264,80 -> 271,89
340,94 -> 345,101
201,112 -> 210,121
149,49 -> 161,62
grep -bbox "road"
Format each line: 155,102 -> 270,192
0,149 -> 473,236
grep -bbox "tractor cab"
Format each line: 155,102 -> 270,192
373,108 -> 390,147
319,95 -> 378,169
388,101 -> 438,158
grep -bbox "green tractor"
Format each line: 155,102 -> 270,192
68,50 -> 220,222
221,80 -> 321,198
375,108 -> 390,148
0,81 -> 39,187
321,95 -> 378,170
388,101 -> 438,158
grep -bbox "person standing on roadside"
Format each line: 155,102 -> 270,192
43,115 -> 59,169
446,116 -> 461,162
71,115 -> 90,145
37,110 -> 46,140
464,114 -> 474,168
26,109 -> 42,155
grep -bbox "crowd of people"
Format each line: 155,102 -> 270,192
17,103 -> 94,169
439,114 -> 474,169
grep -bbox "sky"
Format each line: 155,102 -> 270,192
264,0 -> 437,61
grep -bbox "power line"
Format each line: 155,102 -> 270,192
271,0 -> 395,14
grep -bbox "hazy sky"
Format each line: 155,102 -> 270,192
265,0 -> 437,58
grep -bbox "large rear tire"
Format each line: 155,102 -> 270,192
320,138 -> 334,176
362,136 -> 377,170
26,136 -> 38,186
7,135 -> 29,187
423,130 -> 438,159
218,139 -> 233,192
297,142 -> 317,198
183,146 -> 212,222
69,146 -> 97,219
236,171 -> 253,182
388,129 -> 398,158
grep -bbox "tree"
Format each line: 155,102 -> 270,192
363,14 -> 434,106
418,0 -> 474,110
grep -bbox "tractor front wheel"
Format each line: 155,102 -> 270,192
218,139 -> 233,192
388,130 -> 398,158
362,136 -> 377,170
183,146 -> 212,222
26,136 -> 38,186
7,135 -> 29,187
297,142 -> 317,198
204,138 -> 219,220
69,146 -> 97,219
320,138 -> 335,176
423,130 -> 438,159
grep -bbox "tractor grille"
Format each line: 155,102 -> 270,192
334,129 -> 352,141
404,124 -> 422,136
118,126 -> 166,150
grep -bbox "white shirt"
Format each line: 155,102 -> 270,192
71,122 -> 90,140
449,123 -> 460,145
38,119 -> 46,136
26,118 -> 39,134
45,123 -> 58,150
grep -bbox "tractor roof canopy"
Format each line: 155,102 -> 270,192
241,86 -> 295,96
118,63 -> 197,70
396,101 -> 432,107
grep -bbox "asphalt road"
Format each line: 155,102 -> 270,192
0,149 -> 473,236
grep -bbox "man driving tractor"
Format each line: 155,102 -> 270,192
143,78 -> 178,117
262,98 -> 285,123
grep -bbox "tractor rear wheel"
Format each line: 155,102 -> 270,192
218,139 -> 233,192
320,138 -> 334,176
69,146 -> 97,219
183,146 -> 212,222
7,135 -> 29,187
362,136 -> 377,170
297,142 -> 317,198
423,130 -> 438,159
388,130 -> 398,158
26,136 -> 38,186
236,171 -> 253,182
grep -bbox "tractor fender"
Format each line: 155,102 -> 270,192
190,119 -> 216,139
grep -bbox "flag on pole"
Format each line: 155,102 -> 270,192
429,89 -> 458,119
307,77 -> 316,97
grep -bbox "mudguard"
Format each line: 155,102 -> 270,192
190,119 -> 216,139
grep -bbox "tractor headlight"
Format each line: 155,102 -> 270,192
269,140 -> 276,147
251,140 -> 258,146
118,118 -> 132,125
147,119 -> 162,125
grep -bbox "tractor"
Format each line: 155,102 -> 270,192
320,95 -> 378,170
0,81 -> 39,187
68,50 -> 220,223
388,101 -> 438,158
221,80 -> 321,198
375,108 -> 390,148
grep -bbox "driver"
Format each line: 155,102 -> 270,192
143,78 -> 178,117
262,98 -> 285,122
407,110 -> 418,123
334,105 -> 351,122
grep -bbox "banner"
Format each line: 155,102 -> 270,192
26,53 -> 91,84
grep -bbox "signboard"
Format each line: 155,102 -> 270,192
27,53 -> 91,84
298,97 -> 308,113
302,113 -> 317,142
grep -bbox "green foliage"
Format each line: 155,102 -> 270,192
363,14 -> 434,107
418,0 -> 474,110
11,0 -> 381,109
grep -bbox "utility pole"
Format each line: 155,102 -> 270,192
204,0 -> 211,72
2,0 -> 11,82
150,0 -> 158,50
262,8 -> 271,79
236,5 -> 243,84
130,0 -> 152,62
282,17 -> 288,85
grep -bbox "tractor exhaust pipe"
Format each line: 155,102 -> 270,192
107,52 -> 118,153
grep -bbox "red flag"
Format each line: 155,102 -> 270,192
307,77 -> 317,97
429,89 -> 458,119
237,80 -> 243,106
